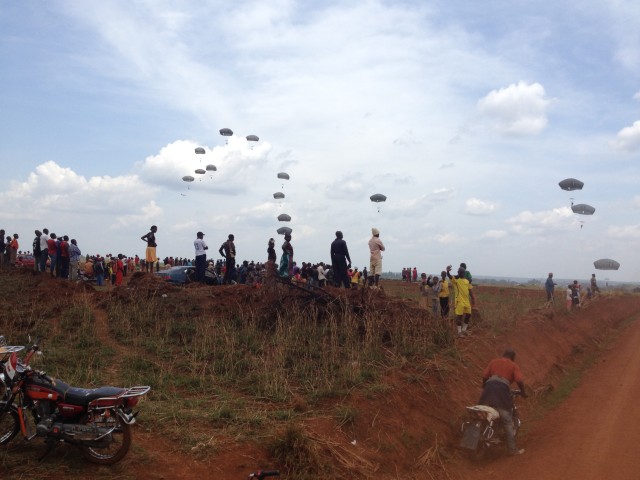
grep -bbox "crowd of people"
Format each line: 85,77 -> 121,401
545,271 -> 601,311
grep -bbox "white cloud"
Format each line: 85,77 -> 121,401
606,224 -> 640,240
477,81 -> 551,135
506,207 -> 575,235
433,232 -> 465,245
610,120 -> 640,152
464,197 -> 497,215
481,229 -> 507,239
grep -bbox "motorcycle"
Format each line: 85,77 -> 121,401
0,336 -> 150,465
459,389 -> 523,459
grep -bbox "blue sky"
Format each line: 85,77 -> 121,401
1,1 -> 639,281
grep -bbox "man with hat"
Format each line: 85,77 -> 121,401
367,227 -> 385,288
194,231 -> 208,283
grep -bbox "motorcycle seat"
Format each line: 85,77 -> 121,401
64,386 -> 126,406
466,405 -> 500,421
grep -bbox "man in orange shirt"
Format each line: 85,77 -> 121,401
478,349 -> 527,456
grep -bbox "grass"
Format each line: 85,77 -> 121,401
0,272 -> 634,478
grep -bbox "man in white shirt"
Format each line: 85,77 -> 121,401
194,231 -> 208,283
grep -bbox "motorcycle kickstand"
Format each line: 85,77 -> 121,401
37,439 -> 57,462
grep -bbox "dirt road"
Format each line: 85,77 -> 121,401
453,314 -> 640,480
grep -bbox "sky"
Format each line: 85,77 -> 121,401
1,1 -> 639,282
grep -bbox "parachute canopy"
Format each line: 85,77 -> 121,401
273,192 -> 285,199
370,193 -> 387,203
559,178 -> 584,191
205,164 -> 217,171
277,172 -> 290,180
593,259 -> 620,270
195,147 -> 206,154
246,135 -> 259,142
195,169 -> 206,175
278,214 -> 291,222
571,204 -> 595,215
219,128 -> 233,136
182,176 -> 194,182
277,226 -> 292,235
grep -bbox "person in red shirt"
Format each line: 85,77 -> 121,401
59,235 -> 70,279
46,233 -> 58,277
478,349 -> 527,456
115,254 -> 125,286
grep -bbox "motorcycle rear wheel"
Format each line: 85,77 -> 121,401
467,443 -> 487,461
0,402 -> 20,445
79,410 -> 132,465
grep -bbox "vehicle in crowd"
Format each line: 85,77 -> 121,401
0,336 -> 150,465
15,254 -> 36,268
154,265 -> 220,285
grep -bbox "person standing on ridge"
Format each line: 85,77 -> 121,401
545,272 -> 557,304
331,231 -> 351,288
367,228 -> 385,288
141,225 -> 158,273
218,234 -> 236,284
194,231 -> 208,283
447,264 -> 475,337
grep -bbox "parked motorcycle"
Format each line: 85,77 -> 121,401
460,390 -> 523,459
0,336 -> 150,465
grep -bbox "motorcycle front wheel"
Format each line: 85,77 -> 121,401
79,410 -> 132,465
0,402 -> 20,445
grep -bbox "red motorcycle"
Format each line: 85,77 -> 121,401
0,336 -> 150,464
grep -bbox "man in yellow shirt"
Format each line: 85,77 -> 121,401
438,270 -> 450,318
446,265 -> 474,337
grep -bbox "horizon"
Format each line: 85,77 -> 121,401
1,2 -> 639,282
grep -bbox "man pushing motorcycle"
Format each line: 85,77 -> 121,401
479,348 -> 528,456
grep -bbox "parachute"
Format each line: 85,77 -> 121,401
205,164 -> 217,172
273,192 -> 285,199
220,128 -> 233,145
195,169 -> 206,175
278,214 -> 291,222
559,178 -> 584,191
571,204 -> 595,215
277,226 -> 292,236
370,193 -> 387,212
277,172 -> 290,180
593,258 -> 620,270
195,147 -> 206,154
182,175 -> 195,190
246,135 -> 259,149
